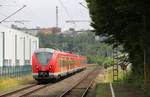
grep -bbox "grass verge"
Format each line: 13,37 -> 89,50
96,83 -> 112,97
0,74 -> 36,92
104,67 -> 124,82
87,64 -> 99,66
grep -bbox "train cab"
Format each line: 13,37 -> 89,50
32,48 -> 55,81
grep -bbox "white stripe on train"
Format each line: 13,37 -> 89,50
32,66 -> 86,76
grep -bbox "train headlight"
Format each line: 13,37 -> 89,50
49,65 -> 52,69
35,65 -> 38,69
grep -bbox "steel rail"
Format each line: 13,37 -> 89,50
0,66 -> 98,97
20,83 -> 53,97
0,83 -> 52,97
59,66 -> 99,97
0,84 -> 37,97
21,67 -> 94,97
81,69 -> 99,97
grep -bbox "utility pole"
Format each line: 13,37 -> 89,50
56,6 -> 58,28
143,15 -> 149,89
144,49 -> 148,89
113,47 -> 119,82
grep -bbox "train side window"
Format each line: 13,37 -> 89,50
60,56 -> 63,67
58,57 -> 61,67
63,57 -> 65,67
72,60 -> 73,66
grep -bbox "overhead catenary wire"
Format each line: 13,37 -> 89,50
3,20 -> 31,25
0,4 -> 17,7
58,0 -> 76,26
1,0 -> 36,28
79,2 -> 88,9
66,20 -> 91,23
0,5 -> 26,23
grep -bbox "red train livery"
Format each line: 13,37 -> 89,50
32,48 -> 87,81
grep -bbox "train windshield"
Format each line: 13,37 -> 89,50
36,52 -> 53,66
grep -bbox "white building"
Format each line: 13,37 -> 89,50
0,25 -> 39,67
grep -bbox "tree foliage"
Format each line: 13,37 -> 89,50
37,32 -> 112,64
86,0 -> 150,84
103,58 -> 114,69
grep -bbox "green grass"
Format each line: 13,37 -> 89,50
0,74 -> 36,92
112,83 -> 150,97
95,83 -> 150,97
95,66 -> 150,97
96,83 -> 112,97
120,72 -> 150,96
103,67 -> 123,82
87,64 -> 99,66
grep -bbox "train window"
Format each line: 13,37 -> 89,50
36,52 -> 53,66
80,60 -> 84,64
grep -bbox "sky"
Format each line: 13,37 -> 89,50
0,0 -> 92,31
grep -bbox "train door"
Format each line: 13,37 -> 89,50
65,56 -> 67,72
64,57 -> 66,72
75,57 -> 77,68
78,57 -> 80,68
62,56 -> 65,72
67,57 -> 69,72
70,57 -> 72,70
74,57 -> 76,69
62,56 -> 66,72
58,55 -> 61,72
57,55 -> 60,72
72,57 -> 74,69
61,56 -> 63,72
69,57 -> 72,71
59,55 -> 62,72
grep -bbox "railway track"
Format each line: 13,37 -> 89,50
0,66 -> 100,97
59,66 -> 100,97
0,83 -> 52,97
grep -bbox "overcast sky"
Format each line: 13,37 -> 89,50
0,0 -> 92,31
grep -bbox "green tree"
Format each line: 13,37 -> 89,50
36,32 -> 112,64
86,0 -> 150,86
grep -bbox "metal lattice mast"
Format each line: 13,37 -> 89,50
113,47 -> 119,82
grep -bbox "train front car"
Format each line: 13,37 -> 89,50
32,48 -> 55,82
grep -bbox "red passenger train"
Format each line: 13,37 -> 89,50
32,48 -> 87,82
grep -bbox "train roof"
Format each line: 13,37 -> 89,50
56,51 -> 86,58
35,48 -> 55,53
35,48 -> 86,58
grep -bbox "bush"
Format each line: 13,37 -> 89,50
103,58 -> 114,69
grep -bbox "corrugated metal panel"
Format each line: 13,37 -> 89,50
0,25 -> 39,66
0,32 -> 3,67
